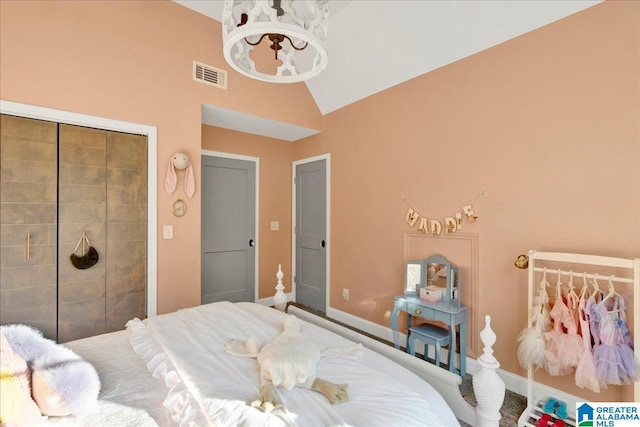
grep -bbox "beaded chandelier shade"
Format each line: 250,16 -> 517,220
222,0 -> 329,83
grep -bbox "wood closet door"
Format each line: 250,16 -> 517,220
57,124 -> 108,342
104,130 -> 147,335
0,114 -> 58,340
1,116 -> 147,343
57,125 -> 147,343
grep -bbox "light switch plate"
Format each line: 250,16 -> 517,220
163,225 -> 173,239
270,221 -> 279,231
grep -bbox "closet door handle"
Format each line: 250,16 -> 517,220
26,232 -> 31,260
249,239 -> 255,247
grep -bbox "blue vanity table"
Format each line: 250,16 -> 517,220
391,295 -> 468,377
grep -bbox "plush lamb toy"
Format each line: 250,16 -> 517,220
225,315 -> 362,412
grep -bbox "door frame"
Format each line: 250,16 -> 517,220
291,154 -> 330,310
0,100 -> 158,316
201,149 -> 260,302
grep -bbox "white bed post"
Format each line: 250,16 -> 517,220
472,315 -> 505,427
273,264 -> 287,311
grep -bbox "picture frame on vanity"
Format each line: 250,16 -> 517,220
404,261 -> 424,296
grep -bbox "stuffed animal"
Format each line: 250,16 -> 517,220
0,332 -> 44,427
1,324 -> 100,418
164,151 -> 195,198
225,315 -> 362,412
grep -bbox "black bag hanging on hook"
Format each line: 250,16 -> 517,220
70,232 -> 99,270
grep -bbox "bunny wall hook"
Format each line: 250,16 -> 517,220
165,151 -> 195,198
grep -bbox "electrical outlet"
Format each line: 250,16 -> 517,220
342,288 -> 349,301
163,225 -> 173,239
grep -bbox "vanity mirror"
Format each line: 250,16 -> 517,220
404,261 -> 423,296
422,254 -> 460,303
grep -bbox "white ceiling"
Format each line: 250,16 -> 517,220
176,0 -> 602,140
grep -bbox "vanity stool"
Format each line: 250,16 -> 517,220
407,323 -> 450,369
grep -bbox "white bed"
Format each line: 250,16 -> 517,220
56,301 -> 503,427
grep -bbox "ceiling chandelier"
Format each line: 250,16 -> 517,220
222,0 -> 329,83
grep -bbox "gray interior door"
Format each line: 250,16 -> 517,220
295,159 -> 326,312
201,155 -> 256,304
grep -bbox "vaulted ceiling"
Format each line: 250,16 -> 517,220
175,0 -> 602,140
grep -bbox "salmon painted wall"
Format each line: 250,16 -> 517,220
201,126 -> 294,297
0,1 -> 320,314
2,0 -> 639,402
294,1 -> 639,401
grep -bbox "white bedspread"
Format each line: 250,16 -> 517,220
52,331 -> 171,426
127,302 -> 458,427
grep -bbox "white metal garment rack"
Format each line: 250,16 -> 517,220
517,250 -> 640,427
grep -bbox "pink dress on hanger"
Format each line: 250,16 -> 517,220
592,295 -> 639,385
544,291 -> 582,376
574,293 -> 600,392
563,286 -> 580,335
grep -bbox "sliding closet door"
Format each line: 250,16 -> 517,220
0,115 -> 58,340
57,124 -> 108,342
1,117 -> 147,343
105,131 -> 147,333
57,125 -> 148,342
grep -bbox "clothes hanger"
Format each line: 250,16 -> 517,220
603,275 -> 614,301
555,269 -> 563,300
601,275 -> 619,304
579,272 -> 588,299
537,267 -> 550,312
567,270 -> 574,291
541,268 -> 552,289
565,270 -> 579,309
591,273 -> 601,301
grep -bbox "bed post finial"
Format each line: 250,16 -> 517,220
274,264 -> 287,311
473,315 -> 505,427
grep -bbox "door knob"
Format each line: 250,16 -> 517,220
249,239 -> 255,247
321,240 -> 326,248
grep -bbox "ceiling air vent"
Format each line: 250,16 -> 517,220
193,61 -> 227,89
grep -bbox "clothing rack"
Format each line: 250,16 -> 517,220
518,250 -> 640,427
529,268 -> 634,285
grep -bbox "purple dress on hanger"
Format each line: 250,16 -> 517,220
590,295 -> 639,385
585,291 -> 605,347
